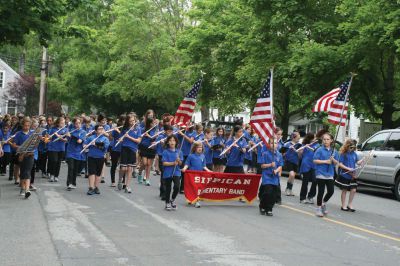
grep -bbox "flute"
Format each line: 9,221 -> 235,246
1,134 -> 16,145
295,140 -> 319,152
85,129 -> 95,137
220,135 -> 244,157
151,130 -> 164,139
248,141 -> 263,152
148,136 -> 166,149
115,123 -> 138,147
141,124 -> 158,138
48,126 -> 67,139
80,134 -> 104,153
52,128 -> 79,142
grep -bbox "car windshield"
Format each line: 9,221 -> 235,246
362,132 -> 390,151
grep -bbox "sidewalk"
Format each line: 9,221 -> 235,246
0,177 -> 60,266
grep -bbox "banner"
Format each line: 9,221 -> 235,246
184,170 -> 261,204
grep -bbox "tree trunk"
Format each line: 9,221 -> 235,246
381,51 -> 395,129
200,105 -> 210,123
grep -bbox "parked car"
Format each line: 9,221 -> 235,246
356,129 -> 400,201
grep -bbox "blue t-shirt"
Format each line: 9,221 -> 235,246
313,146 -> 339,177
245,135 -> 257,161
283,141 -> 301,165
339,151 -> 358,179
181,130 -> 195,156
260,149 -> 284,185
111,130 -> 122,152
257,142 -> 266,164
211,136 -> 226,158
185,153 -> 206,171
299,142 -> 320,174
47,127 -> 68,152
0,130 -> 11,153
82,124 -> 94,134
194,132 -> 204,142
121,126 -> 142,152
162,148 -> 183,178
140,127 -> 157,147
203,140 -> 213,164
66,129 -> 86,160
225,137 -> 248,167
156,133 -> 167,156
84,134 -> 110,159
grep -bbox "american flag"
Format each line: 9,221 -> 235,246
173,78 -> 202,126
313,79 -> 350,126
250,70 -> 275,145
327,80 -> 350,126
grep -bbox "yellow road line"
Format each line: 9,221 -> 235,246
281,204 -> 400,243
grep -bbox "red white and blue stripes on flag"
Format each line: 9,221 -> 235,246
250,70 -> 275,145
313,79 -> 351,126
174,78 -> 202,126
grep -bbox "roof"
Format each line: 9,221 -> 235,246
0,58 -> 21,78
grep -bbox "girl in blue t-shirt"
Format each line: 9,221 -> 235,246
299,132 -> 319,204
336,139 -> 362,212
282,131 -> 301,196
203,128 -> 214,170
162,135 -> 183,211
224,125 -> 247,174
313,133 -> 339,217
211,127 -> 226,172
0,122 -> 12,177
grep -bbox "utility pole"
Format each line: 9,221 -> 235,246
39,47 -> 48,115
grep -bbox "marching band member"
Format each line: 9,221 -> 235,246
177,123 -> 195,193
313,133 -> 339,217
10,117 -> 35,198
299,132 -> 319,204
138,117 -> 157,186
155,124 -> 174,200
224,125 -> 248,174
211,127 -> 226,172
282,132 -> 301,196
337,139 -> 362,212
259,138 -> 283,216
118,114 -> 142,193
137,110 -> 156,180
109,115 -> 125,187
10,115 -> 22,184
182,141 -> 212,208
66,118 -> 86,191
203,128 -> 213,171
47,117 -> 68,182
84,125 -> 110,195
162,135 -> 183,211
0,121 -> 12,179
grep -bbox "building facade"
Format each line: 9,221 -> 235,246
0,58 -> 20,115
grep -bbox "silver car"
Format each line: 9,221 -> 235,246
357,129 -> 400,200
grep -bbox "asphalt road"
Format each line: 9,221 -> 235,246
1,164 -> 399,266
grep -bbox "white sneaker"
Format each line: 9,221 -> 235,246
194,201 -> 201,208
171,200 -> 177,210
316,207 -> 324,217
54,177 -> 59,182
49,176 -> 54,182
19,189 -> 25,196
305,198 -> 314,204
29,185 -> 37,191
165,203 -> 172,211
125,187 -> 132,193
322,204 -> 328,215
70,184 -> 76,189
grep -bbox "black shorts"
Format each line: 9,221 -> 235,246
88,157 -> 104,176
213,157 -> 226,166
285,161 -> 298,172
206,163 -> 213,171
244,158 -> 252,165
335,175 -> 357,190
120,146 -> 137,167
20,155 -> 34,180
139,144 -> 156,159
224,166 -> 244,174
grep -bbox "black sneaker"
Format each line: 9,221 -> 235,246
87,188 -> 96,195
94,187 -> 100,194
259,206 -> 266,215
25,190 -> 31,199
266,211 -> 273,216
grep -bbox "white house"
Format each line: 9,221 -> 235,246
0,58 -> 20,115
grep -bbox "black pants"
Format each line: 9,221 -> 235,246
316,179 -> 334,206
0,152 -> 11,174
260,184 -> 279,212
300,170 -> 317,200
67,158 -> 81,186
30,159 -> 37,184
9,152 -> 15,179
224,166 -> 244,173
38,151 -> 48,174
110,150 -> 120,183
165,176 -> 180,203
47,151 -> 64,177
158,155 -> 165,197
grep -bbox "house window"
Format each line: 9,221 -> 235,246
7,100 -> 17,115
0,71 -> 5,88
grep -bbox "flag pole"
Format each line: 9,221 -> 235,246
332,73 -> 355,154
270,67 -> 275,159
